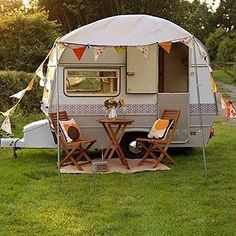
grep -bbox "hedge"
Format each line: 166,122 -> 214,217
0,71 -> 43,114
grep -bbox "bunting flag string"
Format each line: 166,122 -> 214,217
0,76 -> 36,134
159,41 -> 172,54
211,75 -> 236,119
137,46 -> 149,58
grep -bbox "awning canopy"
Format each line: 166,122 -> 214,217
58,15 -> 192,46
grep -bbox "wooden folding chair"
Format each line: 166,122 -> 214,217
136,109 -> 181,168
49,111 -> 96,171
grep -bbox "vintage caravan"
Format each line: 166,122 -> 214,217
1,15 -> 217,157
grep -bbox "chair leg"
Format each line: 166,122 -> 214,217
152,146 -> 176,168
138,143 -> 154,166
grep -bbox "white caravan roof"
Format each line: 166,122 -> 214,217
58,14 -> 192,46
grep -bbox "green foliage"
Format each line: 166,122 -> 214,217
178,0 -> 214,42
0,0 -> 23,15
38,0 -> 215,42
217,33 -> 236,62
0,71 -> 43,114
0,118 -> 236,235
0,12 -> 60,72
213,0 -> 236,31
205,27 -> 226,61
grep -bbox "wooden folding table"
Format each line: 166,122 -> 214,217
97,119 -> 134,169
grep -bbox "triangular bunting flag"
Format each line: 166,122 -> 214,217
207,64 -> 213,73
114,46 -> 125,55
73,46 -> 86,61
159,41 -> 172,54
57,43 -> 66,60
26,77 -> 35,91
211,76 -> 217,93
229,104 -> 236,119
180,37 -> 192,46
220,96 -> 226,110
197,43 -> 207,60
1,116 -> 12,134
35,61 -> 45,80
137,46 -> 149,58
10,88 -> 27,100
0,104 -> 18,117
93,47 -> 105,61
225,100 -> 236,119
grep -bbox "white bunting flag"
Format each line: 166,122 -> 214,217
35,61 -> 45,80
137,46 -> 149,58
10,88 -> 27,100
57,43 -> 66,60
180,37 -> 192,46
1,116 -> 12,134
225,100 -> 236,119
93,47 -> 105,61
229,105 -> 236,118
0,104 -> 18,117
220,96 -> 226,110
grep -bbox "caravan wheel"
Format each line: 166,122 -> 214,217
120,132 -> 148,159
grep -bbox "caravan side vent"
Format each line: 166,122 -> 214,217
190,131 -> 196,136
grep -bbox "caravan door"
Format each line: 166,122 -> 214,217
158,42 -> 189,144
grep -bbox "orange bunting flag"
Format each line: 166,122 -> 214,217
26,77 -> 35,91
114,46 -> 125,55
93,47 -> 105,61
73,46 -> 86,61
137,46 -> 149,58
211,76 -> 217,93
225,100 -> 236,119
159,41 -> 172,54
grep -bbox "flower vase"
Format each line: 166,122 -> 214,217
108,107 -> 117,119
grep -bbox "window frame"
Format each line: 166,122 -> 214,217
63,67 -> 121,97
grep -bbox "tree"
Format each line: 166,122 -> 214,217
217,31 -> 236,62
213,0 -> 236,31
0,12 -> 61,72
205,27 -> 226,61
37,0 -> 214,41
0,0 -> 23,15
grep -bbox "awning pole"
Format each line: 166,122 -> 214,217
192,37 -> 208,182
55,42 -> 61,190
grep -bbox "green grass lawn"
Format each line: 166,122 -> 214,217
0,116 -> 236,235
212,69 -> 236,86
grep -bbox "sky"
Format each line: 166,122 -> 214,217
198,0 -> 220,11
22,0 -> 221,11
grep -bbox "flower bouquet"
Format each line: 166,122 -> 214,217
104,97 -> 125,119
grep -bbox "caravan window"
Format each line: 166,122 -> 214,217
64,68 -> 119,97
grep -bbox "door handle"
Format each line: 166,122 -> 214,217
127,72 -> 135,76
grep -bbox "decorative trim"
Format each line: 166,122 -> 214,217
48,103 -> 217,116
189,103 -> 217,115
50,104 -> 158,116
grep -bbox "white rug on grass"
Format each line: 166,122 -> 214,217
60,158 -> 170,174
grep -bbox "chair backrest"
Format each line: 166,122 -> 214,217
49,111 -> 83,144
160,109 -> 181,143
49,111 -> 69,132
